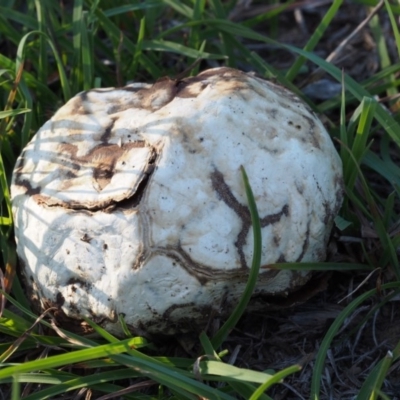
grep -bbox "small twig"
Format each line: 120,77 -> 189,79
96,381 -> 157,400
228,344 -> 241,365
282,382 -> 307,400
337,305 -> 370,335
0,307 -> 57,363
327,348 -> 346,385
300,0 -> 385,87
294,8 -> 309,36
228,0 -> 252,21
372,308 -> 379,347
351,320 -> 368,360
326,0 -> 384,64
338,268 -> 381,304
173,58 -> 203,80
49,316 -> 90,347
20,347 -> 52,398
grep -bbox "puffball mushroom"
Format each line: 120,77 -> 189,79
11,67 -> 343,336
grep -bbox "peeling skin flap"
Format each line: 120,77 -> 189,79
16,135 -> 154,210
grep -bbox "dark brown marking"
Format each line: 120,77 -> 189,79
114,148 -> 157,210
12,177 -> 41,196
167,247 -> 208,285
56,292 -> 65,306
100,118 -> 116,142
13,150 -> 42,195
210,169 -> 289,270
67,277 -> 86,286
175,80 -> 209,98
260,204 -> 289,225
80,233 -> 91,243
295,221 -> 310,262
69,93 -> 90,115
276,254 -> 287,263
301,114 -> 320,149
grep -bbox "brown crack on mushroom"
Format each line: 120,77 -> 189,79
313,172 -> 344,226
295,221 -> 311,262
156,245 -> 281,285
65,92 -> 92,116
12,177 -> 41,197
211,168 -> 290,269
300,113 -> 320,150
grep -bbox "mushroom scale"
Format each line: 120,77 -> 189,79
11,67 -> 343,336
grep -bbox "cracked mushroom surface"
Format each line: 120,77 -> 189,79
11,67 -> 343,336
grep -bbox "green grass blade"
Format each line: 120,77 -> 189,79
384,0 -> 400,57
130,16 -> 146,80
72,0 -> 84,92
211,166 -> 262,349
33,0 -> 47,84
199,360 -> 273,384
369,8 -> 397,98
92,7 -> 161,78
345,97 -> 377,191
228,381 -> 272,400
249,365 -> 301,400
16,31 -> 71,102
357,340 -> 400,399
0,7 -> 37,30
118,314 -> 133,337
142,39 -> 223,60
104,2 -> 161,17
0,153 -> 13,228
10,276 -> 32,312
310,282 -> 400,400
0,338 -> 139,379
339,70 -> 349,177
161,0 -> 193,18
22,369 -> 144,400
0,54 -> 58,104
0,108 -> 30,118
188,0 -> 206,51
265,262 -> 371,271
202,18 -> 400,146
81,11 -> 93,90
366,350 -> 393,400
344,142 -> 400,277
11,375 -> 20,400
199,331 -> 220,359
286,47 -> 400,147
285,0 -> 343,81
110,353 -> 235,400
242,1 -> 294,29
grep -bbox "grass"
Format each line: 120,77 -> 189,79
0,0 -> 399,398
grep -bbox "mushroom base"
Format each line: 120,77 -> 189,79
21,263 -> 327,338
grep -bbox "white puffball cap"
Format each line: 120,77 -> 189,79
11,68 -> 343,335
